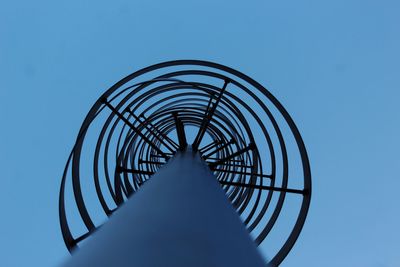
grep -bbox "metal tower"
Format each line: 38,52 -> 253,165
59,60 -> 311,266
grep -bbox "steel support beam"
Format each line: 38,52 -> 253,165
173,112 -> 187,151
61,148 -> 267,267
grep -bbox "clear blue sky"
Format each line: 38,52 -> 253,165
1,0 -> 399,266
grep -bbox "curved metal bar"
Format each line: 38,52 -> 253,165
59,60 -> 311,266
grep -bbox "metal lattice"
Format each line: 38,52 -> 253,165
59,60 -> 311,266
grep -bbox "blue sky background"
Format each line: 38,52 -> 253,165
1,0 -> 399,266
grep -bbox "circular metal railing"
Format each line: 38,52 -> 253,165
59,60 -> 311,266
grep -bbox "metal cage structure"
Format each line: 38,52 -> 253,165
59,60 -> 311,266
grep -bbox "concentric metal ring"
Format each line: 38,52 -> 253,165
59,60 -> 311,266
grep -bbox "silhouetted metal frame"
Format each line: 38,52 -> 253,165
59,60 -> 311,266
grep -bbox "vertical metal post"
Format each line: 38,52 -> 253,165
173,112 -> 187,150
61,148 -> 267,267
